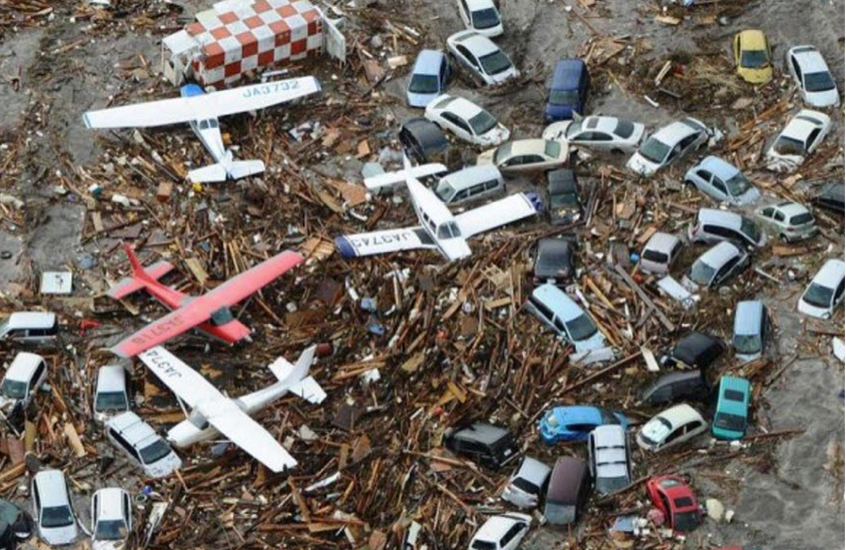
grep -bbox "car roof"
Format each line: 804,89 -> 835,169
582,116 -> 621,133
96,365 -> 127,393
592,425 -> 627,477
551,58 -> 585,89
790,45 -> 828,72
453,423 -> 509,445
644,232 -> 680,253
734,300 -> 764,335
510,139 -> 550,155
650,369 -> 703,389
466,0 -> 496,10
551,405 -> 602,423
515,456 -> 551,484
441,164 -> 502,188
94,488 -> 126,519
696,156 -> 740,179
774,201 -> 809,217
719,375 -> 750,397
401,118 -> 448,150
654,475 -> 695,502
475,515 -> 521,541
658,404 -> 704,428
698,207 -> 742,229
547,168 -> 577,192
34,470 -> 69,507
5,312 -> 56,330
673,332 -> 723,366
7,352 -> 44,381
537,237 -> 573,256
448,30 -> 498,56
412,49 -> 445,75
652,118 -> 706,145
698,241 -> 742,267
108,411 -> 160,449
738,29 -> 767,50
547,457 -> 588,502
592,424 -> 625,445
782,109 -> 830,140
812,258 -> 846,287
532,283 -> 585,322
431,94 -> 483,118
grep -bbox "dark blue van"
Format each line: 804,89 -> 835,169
545,59 -> 590,121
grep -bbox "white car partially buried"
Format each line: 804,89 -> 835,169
543,115 -> 646,154
765,109 -> 831,173
425,94 -> 510,146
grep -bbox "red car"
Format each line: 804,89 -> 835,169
645,474 -> 702,532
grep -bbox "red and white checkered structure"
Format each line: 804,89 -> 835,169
164,0 -> 323,87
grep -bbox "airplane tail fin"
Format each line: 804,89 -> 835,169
107,244 -> 175,299
188,163 -> 228,184
268,345 -> 326,404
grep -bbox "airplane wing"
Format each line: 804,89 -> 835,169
83,77 -> 321,129
454,192 -> 544,239
364,163 -> 447,192
335,227 -> 436,259
139,347 -> 297,472
110,250 -> 304,357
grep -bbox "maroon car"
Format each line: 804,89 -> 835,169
645,474 -> 702,532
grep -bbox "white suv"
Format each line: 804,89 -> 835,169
105,412 -> 182,478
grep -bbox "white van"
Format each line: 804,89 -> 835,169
0,312 -> 58,343
434,165 -> 504,205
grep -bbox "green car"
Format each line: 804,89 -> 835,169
712,376 -> 751,440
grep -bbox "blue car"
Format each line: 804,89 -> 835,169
539,406 -> 628,444
407,50 -> 450,108
545,58 -> 589,122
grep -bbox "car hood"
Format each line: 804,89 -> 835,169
731,186 -> 761,205
798,299 -> 832,319
479,124 -> 511,147
805,88 -> 840,108
739,66 -> 772,84
407,91 -> 439,108
765,152 -> 803,173
627,152 -> 660,176
572,330 -> 607,353
40,523 -> 78,546
147,454 -> 182,479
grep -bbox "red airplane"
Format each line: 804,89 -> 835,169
107,244 -> 303,358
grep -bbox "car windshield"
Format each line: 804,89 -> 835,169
673,510 -> 701,532
566,314 -> 598,341
804,71 -> 836,92
733,334 -> 761,354
0,379 -> 26,400
408,74 -> 439,94
41,505 -> 74,528
472,8 -> 500,29
0,501 -> 19,524
544,502 -> 575,524
471,540 -> 497,550
95,391 -> 128,412
640,416 -> 672,445
437,222 -> 461,239
545,140 -> 561,158
714,412 -> 746,431
565,121 -> 583,139
740,217 -> 761,243
551,191 -> 578,208
773,136 -> 806,156
468,110 -> 498,135
689,260 -> 716,286
96,519 -> 127,540
642,249 -> 669,263
545,411 -> 559,427
638,137 -> 671,164
726,172 -> 752,196
803,282 -> 834,308
548,89 -> 579,106
478,50 -> 512,76
789,212 -> 814,225
614,120 -> 635,139
597,476 -> 630,494
139,439 -> 173,465
493,143 -> 511,164
512,476 -> 541,495
741,49 -> 769,68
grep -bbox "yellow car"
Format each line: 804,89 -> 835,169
733,30 -> 773,84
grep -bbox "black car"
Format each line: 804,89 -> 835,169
533,238 -> 575,285
547,169 -> 582,225
641,370 -> 710,406
444,423 -> 518,469
0,499 -> 32,549
813,182 -> 844,214
399,118 -> 450,165
662,332 -> 725,370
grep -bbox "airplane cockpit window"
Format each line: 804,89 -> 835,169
437,222 -> 461,239
210,307 -> 234,326
199,120 -> 209,130
209,119 -> 219,128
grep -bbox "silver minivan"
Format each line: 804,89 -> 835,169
32,470 -> 78,546
105,412 -> 182,478
93,365 -> 130,422
687,208 -> 767,249
588,425 -> 632,495
733,300 -> 769,362
0,312 -> 58,344
501,456 -> 551,509
434,164 -> 504,205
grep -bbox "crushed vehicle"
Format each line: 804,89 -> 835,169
532,238 -> 576,285
400,118 -> 451,165
684,241 -> 751,290
0,352 -> 47,416
501,457 -> 551,509
712,376 -> 752,440
444,423 -> 519,469
524,284 -> 606,353
688,208 -> 767,249
637,404 -> 709,452
544,457 -> 591,525
456,0 -> 503,38
467,513 -> 530,550
539,405 -> 628,444
0,499 -> 32,548
733,29 -> 773,84
0,312 -> 58,344
588,425 -> 632,495
641,370 -> 710,407
434,165 -> 504,205
646,475 -> 702,532
812,182 -> 845,213
31,470 -> 78,546
105,411 -> 183,478
733,300 -> 770,363
93,365 -> 130,422
91,488 -> 132,550
546,169 -> 583,226
639,232 -> 683,275
477,139 -> 568,174
661,331 -> 725,370
786,45 -> 840,107
765,109 -> 831,172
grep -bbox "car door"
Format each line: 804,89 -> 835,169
677,133 -> 700,157
805,127 -> 822,153
454,45 -> 474,72
733,34 -> 741,66
27,360 -> 46,401
713,256 -> 739,286
91,493 -> 100,538
32,482 -> 41,524
499,523 -> 519,550
790,55 -> 803,87
439,56 -> 450,89
833,279 -> 845,308
445,112 -> 473,141
522,154 -> 546,170
710,174 -> 730,201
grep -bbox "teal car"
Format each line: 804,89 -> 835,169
712,376 -> 751,440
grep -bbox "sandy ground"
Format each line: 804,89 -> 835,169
0,0 -> 843,548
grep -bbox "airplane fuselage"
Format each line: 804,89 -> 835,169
406,177 -> 472,261
180,84 -> 231,171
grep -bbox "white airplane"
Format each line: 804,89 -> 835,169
335,159 -> 544,261
82,77 -> 321,183
138,345 -> 326,473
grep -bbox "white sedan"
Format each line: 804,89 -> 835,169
446,30 -> 519,87
543,116 -> 646,153
425,94 -> 510,146
786,45 -> 840,108
765,109 -> 831,173
478,139 -> 569,174
626,117 -> 711,176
